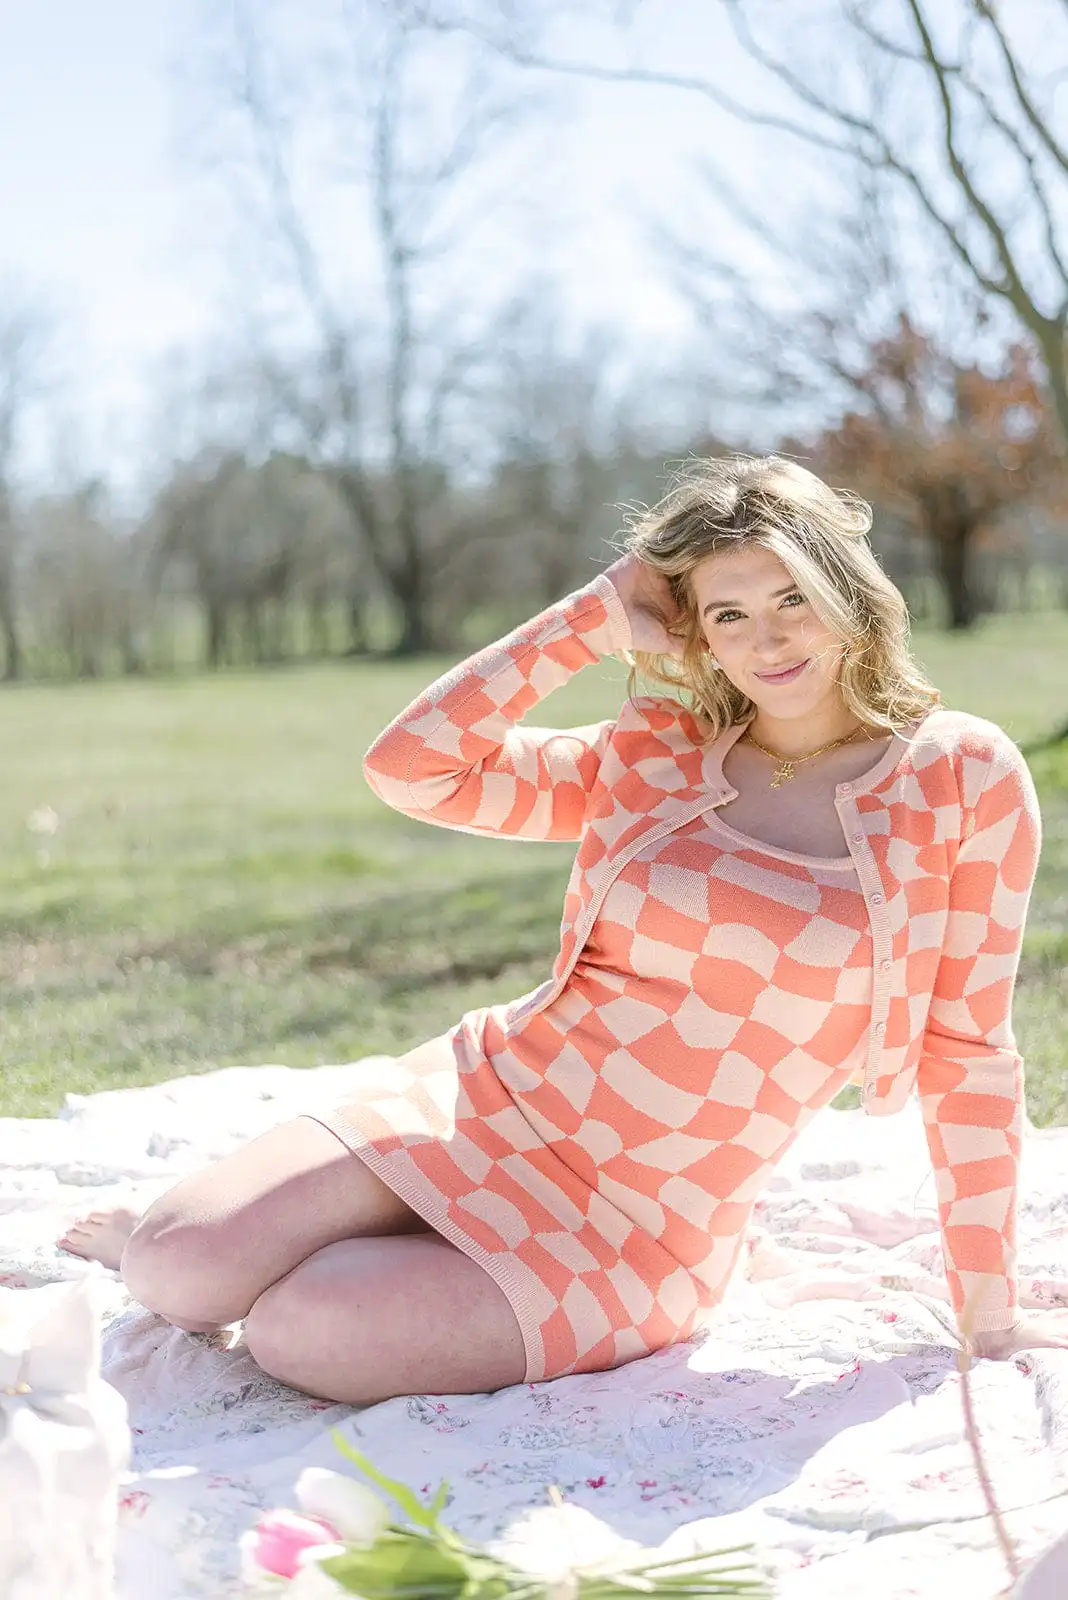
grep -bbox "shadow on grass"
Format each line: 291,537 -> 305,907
129,864 -> 570,995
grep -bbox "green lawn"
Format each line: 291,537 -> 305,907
1,609 -> 1066,1121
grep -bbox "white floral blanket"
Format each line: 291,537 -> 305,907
3,1063 -> 1068,1599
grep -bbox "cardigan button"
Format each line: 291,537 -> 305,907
874,1021 -> 886,1034
852,832 -> 864,843
870,893 -> 884,905
838,783 -> 854,797
880,958 -> 892,971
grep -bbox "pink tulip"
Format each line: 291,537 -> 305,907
240,1509 -> 342,1581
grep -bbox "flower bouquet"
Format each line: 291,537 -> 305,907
240,1429 -> 770,1598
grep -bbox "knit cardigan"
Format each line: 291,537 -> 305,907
363,572 -> 1044,1334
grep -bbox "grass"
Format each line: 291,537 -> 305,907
1,608 -> 1066,1122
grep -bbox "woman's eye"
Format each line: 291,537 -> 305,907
713,609 -> 742,624
782,592 -> 805,608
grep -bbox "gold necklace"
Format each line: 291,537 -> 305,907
744,724 -> 865,788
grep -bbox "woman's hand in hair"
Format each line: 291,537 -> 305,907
602,552 -> 688,661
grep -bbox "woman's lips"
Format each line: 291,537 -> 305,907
755,659 -> 809,684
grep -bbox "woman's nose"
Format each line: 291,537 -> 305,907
753,614 -> 789,651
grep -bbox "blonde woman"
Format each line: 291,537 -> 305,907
60,454 -> 1060,1403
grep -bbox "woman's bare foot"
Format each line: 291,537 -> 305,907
56,1205 -> 143,1270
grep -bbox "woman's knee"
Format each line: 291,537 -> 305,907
120,1198 -> 250,1326
242,1274 -> 312,1389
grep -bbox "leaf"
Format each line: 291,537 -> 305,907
429,1479 -> 452,1519
319,1527 -> 513,1597
574,1541 -> 770,1596
625,1545 -> 759,1576
331,1431 -> 447,1532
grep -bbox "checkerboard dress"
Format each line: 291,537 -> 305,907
308,574 -> 1043,1383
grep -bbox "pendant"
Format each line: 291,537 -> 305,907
770,760 -> 795,788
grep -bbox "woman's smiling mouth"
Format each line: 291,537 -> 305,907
754,659 -> 810,684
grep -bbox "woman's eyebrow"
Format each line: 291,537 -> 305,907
702,584 -> 798,616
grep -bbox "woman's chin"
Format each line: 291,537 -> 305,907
746,682 -> 827,718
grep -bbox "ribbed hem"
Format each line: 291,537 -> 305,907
588,571 -> 634,658
298,1112 -> 545,1385
963,1306 -> 1021,1336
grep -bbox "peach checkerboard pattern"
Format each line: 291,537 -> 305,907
311,574 -> 1043,1382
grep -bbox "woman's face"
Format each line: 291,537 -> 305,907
689,543 -> 847,719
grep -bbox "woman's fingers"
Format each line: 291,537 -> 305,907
603,555 -> 686,658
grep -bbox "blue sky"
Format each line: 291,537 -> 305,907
0,3 -> 209,460
0,1 -> 798,490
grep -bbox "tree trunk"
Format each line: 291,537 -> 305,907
1036,325 -> 1068,740
0,585 -> 20,680
387,560 -> 433,656
307,596 -> 331,657
345,591 -> 371,656
121,629 -> 147,676
539,525 -> 574,610
206,601 -> 226,669
0,501 -> 20,679
244,601 -> 265,663
1035,318 -> 1068,461
934,526 -> 977,631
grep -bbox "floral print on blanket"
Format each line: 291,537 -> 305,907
4,1066 -> 1068,1598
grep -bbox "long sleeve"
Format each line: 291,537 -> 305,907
362,572 -> 632,841
916,732 -> 1043,1334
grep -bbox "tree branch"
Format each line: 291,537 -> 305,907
904,0 -> 1038,321
956,64 -> 1068,293
722,2 -> 1012,301
229,1 -> 364,444
842,0 -> 934,67
972,0 -> 1068,176
420,15 -> 857,157
724,0 -> 885,149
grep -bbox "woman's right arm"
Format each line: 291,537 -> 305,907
362,572 -> 635,842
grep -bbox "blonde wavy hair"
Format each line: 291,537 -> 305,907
617,453 -> 941,740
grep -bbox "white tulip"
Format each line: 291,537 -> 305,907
488,1502 -> 645,1582
294,1468 -> 389,1545
288,1548 -> 349,1599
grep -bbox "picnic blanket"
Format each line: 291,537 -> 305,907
3,1061 -> 1068,1598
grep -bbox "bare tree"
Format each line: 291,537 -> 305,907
458,0 -> 1068,723
801,324 -> 1061,627
149,441 -> 372,667
149,452 -> 245,669
466,1 -> 1068,453
22,482 -> 149,679
659,166 -> 1064,627
196,0 -> 538,653
485,303 -> 633,604
721,1 -> 1068,450
0,288 -> 53,680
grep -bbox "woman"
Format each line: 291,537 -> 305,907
60,453 -> 1059,1405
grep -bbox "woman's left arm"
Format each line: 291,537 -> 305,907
915,731 -> 1048,1358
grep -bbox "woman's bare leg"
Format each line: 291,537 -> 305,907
83,1117 -> 429,1331
243,1233 -> 526,1402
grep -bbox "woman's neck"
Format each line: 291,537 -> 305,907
746,700 -> 866,759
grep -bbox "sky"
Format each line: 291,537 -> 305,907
0,1 -> 824,496
0,2 -> 208,473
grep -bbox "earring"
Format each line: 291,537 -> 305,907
707,656 -> 721,669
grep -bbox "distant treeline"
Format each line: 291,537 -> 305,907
1,442 -> 1065,683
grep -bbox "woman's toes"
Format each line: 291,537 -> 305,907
55,1205 -> 143,1270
